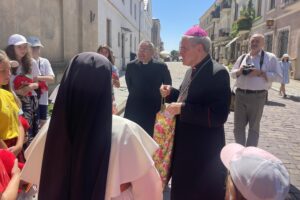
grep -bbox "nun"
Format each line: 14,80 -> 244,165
22,52 -> 162,200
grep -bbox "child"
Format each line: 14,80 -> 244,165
221,143 -> 290,200
5,34 -> 41,146
28,36 -> 55,127
0,51 -> 26,161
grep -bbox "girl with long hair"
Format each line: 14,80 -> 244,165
5,34 -> 40,146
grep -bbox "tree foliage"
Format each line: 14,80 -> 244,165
171,50 -> 179,61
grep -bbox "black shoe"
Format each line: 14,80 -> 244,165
283,94 -> 287,98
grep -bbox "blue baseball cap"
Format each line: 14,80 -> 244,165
27,36 -> 44,47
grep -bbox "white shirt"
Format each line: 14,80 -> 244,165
36,57 -> 55,105
230,51 -> 282,90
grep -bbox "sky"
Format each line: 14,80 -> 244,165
152,0 -> 216,52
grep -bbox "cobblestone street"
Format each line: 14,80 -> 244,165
226,89 -> 300,199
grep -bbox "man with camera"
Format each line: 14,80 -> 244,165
230,34 -> 282,147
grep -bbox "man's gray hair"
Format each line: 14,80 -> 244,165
138,40 -> 155,52
182,35 -> 211,53
250,33 -> 265,40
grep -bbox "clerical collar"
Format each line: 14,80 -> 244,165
192,55 -> 211,69
139,59 -> 153,65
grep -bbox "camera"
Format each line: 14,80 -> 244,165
242,64 -> 255,75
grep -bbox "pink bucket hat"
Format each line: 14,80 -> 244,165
221,143 -> 290,200
184,25 -> 208,37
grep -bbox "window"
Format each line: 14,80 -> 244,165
134,37 -> 136,52
106,19 -> 112,47
265,34 -> 273,52
122,0 -> 124,4
130,0 -> 132,15
257,0 -> 262,16
270,0 -> 275,9
118,32 -> 121,47
277,29 -> 289,57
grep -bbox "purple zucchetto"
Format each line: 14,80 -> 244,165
184,25 -> 208,37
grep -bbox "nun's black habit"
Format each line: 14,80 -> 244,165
38,52 -> 112,200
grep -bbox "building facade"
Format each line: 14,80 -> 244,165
251,0 -> 300,79
99,0 -> 152,69
200,0 -> 300,79
0,0 -> 99,74
200,3 -> 218,56
0,0 -> 152,74
200,0 -> 232,63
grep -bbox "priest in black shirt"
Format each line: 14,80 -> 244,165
124,40 -> 172,136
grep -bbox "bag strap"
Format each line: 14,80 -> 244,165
238,54 -> 246,68
239,50 -> 264,69
259,50 -> 264,69
233,54 -> 246,93
160,97 -> 166,110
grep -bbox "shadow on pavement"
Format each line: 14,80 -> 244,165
287,95 -> 300,102
265,100 -> 286,107
287,184 -> 300,200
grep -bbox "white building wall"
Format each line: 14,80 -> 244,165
98,0 -> 152,69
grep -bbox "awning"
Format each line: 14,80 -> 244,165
225,37 -> 239,47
